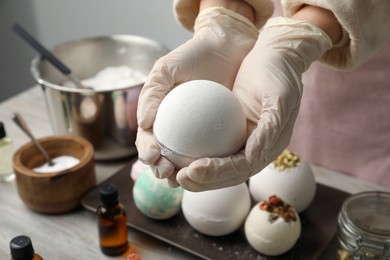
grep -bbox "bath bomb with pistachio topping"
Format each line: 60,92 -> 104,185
249,150 -> 316,213
153,80 -> 247,168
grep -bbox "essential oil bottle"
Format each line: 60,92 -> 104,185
97,183 -> 128,256
10,235 -> 43,260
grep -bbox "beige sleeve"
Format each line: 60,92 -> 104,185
281,0 -> 390,70
173,0 -> 274,31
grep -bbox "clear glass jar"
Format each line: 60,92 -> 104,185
337,191 -> 390,260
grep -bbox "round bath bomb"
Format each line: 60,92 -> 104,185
249,150 -> 316,213
130,159 -> 149,182
153,80 -> 247,168
181,183 -> 251,236
132,167 -> 184,220
245,195 -> 301,256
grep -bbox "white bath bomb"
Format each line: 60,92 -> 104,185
249,151 -> 316,213
245,196 -> 301,256
133,167 -> 184,220
153,80 -> 247,168
181,183 -> 251,236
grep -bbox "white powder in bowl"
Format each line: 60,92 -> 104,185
81,66 -> 146,91
33,155 -> 80,173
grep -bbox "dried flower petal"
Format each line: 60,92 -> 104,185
269,195 -> 282,206
259,195 -> 298,223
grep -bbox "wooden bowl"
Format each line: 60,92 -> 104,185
12,135 -> 96,213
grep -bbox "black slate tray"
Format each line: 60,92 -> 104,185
81,161 -> 349,259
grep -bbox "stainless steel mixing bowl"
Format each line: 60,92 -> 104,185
31,35 -> 169,160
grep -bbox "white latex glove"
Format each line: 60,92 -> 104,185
136,7 -> 259,186
176,17 -> 333,191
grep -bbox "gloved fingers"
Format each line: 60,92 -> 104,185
175,171 -> 204,192
176,167 -> 248,192
189,153 -> 252,184
176,153 -> 252,191
232,50 -> 301,131
266,106 -> 300,161
150,156 -> 176,179
136,56 -> 179,130
244,96 -> 300,170
190,7 -> 259,89
194,7 -> 259,44
136,127 -> 175,179
135,127 -> 161,165
167,172 -> 180,188
232,45 -> 303,164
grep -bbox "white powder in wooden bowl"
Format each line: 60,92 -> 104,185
33,155 -> 80,173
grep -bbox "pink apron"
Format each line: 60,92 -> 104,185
289,45 -> 390,187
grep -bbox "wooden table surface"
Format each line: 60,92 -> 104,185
0,86 -> 388,259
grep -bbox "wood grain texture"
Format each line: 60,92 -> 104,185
12,135 -> 96,213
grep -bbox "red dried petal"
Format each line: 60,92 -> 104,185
269,195 -> 282,206
259,202 -> 268,211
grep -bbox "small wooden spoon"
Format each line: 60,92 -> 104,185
10,112 -> 55,166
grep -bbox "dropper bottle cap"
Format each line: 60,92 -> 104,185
10,235 -> 35,260
0,122 -> 6,139
99,183 -> 119,207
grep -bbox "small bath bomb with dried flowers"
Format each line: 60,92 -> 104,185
245,195 -> 301,256
153,80 -> 247,168
249,150 -> 316,213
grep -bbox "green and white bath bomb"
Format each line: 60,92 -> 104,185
132,167 -> 184,220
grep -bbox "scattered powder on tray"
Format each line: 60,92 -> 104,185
80,66 -> 146,91
33,155 -> 80,173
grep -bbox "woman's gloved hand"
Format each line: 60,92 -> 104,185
176,17 -> 333,191
136,7 -> 259,186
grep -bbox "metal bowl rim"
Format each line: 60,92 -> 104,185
30,34 -> 168,93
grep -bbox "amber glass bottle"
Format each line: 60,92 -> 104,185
10,235 -> 43,260
97,183 -> 128,256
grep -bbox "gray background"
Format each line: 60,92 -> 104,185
0,0 -> 191,102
